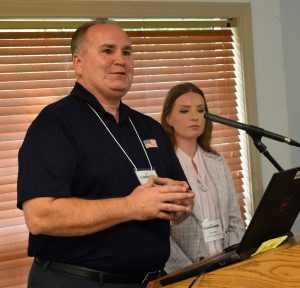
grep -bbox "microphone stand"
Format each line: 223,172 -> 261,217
248,132 -> 284,172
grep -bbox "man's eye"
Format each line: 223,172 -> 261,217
198,108 -> 205,113
180,110 -> 188,114
123,50 -> 132,56
103,49 -> 113,54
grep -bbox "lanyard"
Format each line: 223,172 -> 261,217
87,103 -> 153,171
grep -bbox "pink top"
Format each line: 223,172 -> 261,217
176,146 -> 224,257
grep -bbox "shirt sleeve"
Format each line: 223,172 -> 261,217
17,111 -> 77,209
159,127 -> 189,183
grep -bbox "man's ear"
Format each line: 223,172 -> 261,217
72,53 -> 82,75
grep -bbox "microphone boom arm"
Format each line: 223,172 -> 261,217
204,112 -> 300,172
204,113 -> 300,147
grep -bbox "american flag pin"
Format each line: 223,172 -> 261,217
143,139 -> 158,148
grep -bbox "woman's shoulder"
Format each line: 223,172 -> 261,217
198,146 -> 223,161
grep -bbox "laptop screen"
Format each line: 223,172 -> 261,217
237,166 -> 300,255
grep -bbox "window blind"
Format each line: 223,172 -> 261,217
0,18 -> 246,286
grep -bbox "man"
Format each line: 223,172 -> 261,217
17,19 -> 194,288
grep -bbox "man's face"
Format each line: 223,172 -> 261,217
73,23 -> 134,104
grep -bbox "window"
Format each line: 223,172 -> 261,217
0,18 -> 248,211
0,2 -> 260,286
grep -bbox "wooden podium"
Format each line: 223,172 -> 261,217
148,233 -> 300,288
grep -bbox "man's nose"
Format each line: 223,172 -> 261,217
114,52 -> 126,65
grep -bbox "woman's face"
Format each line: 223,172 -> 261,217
166,92 -> 206,143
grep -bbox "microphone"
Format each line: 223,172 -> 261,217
204,112 -> 300,147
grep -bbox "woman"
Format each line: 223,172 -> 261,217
161,82 -> 245,273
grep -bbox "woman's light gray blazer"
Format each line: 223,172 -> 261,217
165,147 -> 245,273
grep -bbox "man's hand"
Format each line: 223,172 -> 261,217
125,176 -> 194,221
152,176 -> 194,223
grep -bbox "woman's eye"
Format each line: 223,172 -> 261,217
179,110 -> 188,114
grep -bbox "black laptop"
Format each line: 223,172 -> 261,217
157,166 -> 300,286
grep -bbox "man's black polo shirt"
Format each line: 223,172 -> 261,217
17,83 -> 187,274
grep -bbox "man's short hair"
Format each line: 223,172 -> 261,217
71,18 -> 116,55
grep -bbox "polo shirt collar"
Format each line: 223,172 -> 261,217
70,82 -> 135,122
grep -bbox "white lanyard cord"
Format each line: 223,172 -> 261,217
129,118 -> 153,170
87,103 -> 152,171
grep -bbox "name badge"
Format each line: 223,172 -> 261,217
135,169 -> 157,185
202,219 -> 224,243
